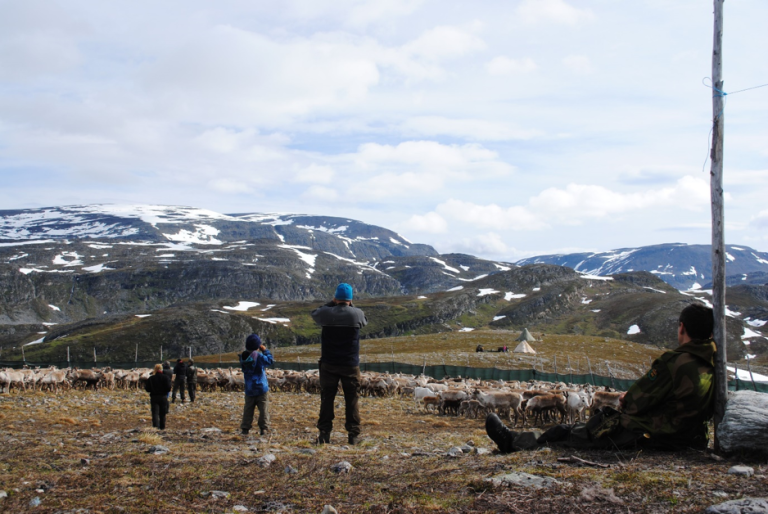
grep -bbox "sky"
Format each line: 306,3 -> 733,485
1,0 -> 767,262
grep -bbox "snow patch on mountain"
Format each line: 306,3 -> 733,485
430,257 -> 460,274
223,301 -> 260,311
163,225 -> 223,245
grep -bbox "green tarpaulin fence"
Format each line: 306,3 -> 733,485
2,360 -> 766,393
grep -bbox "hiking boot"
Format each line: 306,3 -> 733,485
315,431 -> 331,445
260,428 -> 269,436
348,434 -> 361,445
241,429 -> 249,436
485,413 -> 517,453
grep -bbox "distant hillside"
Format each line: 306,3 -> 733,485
516,243 -> 768,291
10,266 -> 761,368
0,205 -> 514,326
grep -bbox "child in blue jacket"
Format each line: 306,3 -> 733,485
239,334 -> 274,435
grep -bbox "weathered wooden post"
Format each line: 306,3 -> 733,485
135,344 -> 138,363
67,346 -> 70,366
160,346 -> 163,361
710,0 -> 728,453
587,357 -> 595,386
746,358 -> 757,392
21,345 -> 26,364
93,347 -> 97,363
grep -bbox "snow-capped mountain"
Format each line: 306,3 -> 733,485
0,204 -> 433,258
0,205 -> 515,326
516,243 -> 768,291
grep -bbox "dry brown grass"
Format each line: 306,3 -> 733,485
0,388 -> 764,513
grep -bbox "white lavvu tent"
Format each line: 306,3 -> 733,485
513,341 -> 536,354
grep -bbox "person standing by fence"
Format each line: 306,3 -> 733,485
239,334 -> 274,436
145,364 -> 172,430
171,359 -> 187,403
311,283 -> 367,445
185,358 -> 197,403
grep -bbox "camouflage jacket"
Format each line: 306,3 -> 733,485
620,338 -> 717,437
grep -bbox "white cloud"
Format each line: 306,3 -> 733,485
516,0 -> 594,26
345,0 -> 427,27
444,233 -> 512,259
295,164 -> 336,184
208,178 -> 253,194
562,55 -> 593,74
433,175 -> 713,231
486,56 -> 537,76
302,185 -> 339,202
401,26 -> 486,61
403,212 -> 448,233
749,210 -> 768,230
437,200 -> 545,231
0,3 -> 86,81
401,116 -> 541,141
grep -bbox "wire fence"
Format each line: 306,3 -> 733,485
2,359 -> 766,393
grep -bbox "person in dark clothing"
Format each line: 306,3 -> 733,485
486,303 -> 717,452
145,363 -> 172,430
186,359 -> 197,403
239,334 -> 274,436
162,361 -> 173,381
311,283 -> 368,445
162,361 -> 173,413
172,359 -> 187,403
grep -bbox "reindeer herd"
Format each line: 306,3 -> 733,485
0,365 -> 623,428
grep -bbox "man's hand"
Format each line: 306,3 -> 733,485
619,392 -> 627,409
259,344 -> 267,352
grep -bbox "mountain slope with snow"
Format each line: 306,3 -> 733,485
516,243 -> 768,291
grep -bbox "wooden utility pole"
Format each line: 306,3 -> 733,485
710,0 -> 728,452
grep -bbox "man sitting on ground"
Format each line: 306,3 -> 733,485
486,303 -> 717,452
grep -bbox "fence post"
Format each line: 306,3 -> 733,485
21,345 -> 26,364
733,363 -> 739,391
93,347 -> 96,363
160,346 -> 163,361
747,358 -> 758,392
587,357 -> 594,386
135,344 -> 138,363
554,355 -> 558,376
568,355 -> 572,385
606,361 -> 616,389
67,346 -> 70,367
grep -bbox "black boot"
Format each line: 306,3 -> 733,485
315,431 -> 330,445
485,413 -> 517,453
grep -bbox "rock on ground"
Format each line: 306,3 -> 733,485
717,391 -> 768,454
705,498 -> 768,514
727,466 -> 755,477
485,472 -> 560,489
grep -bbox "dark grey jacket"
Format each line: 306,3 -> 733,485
311,302 -> 367,367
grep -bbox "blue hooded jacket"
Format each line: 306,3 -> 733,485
239,349 -> 274,397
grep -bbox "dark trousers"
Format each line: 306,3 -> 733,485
150,395 -> 168,430
172,379 -> 186,402
187,381 -> 196,402
317,362 -> 361,436
241,392 -> 269,433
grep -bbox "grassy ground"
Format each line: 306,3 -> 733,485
1,389 -> 764,513
198,331 -> 665,380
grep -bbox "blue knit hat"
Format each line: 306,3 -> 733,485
245,333 -> 262,352
335,283 -> 353,301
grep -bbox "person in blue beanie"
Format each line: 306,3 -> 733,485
311,283 -> 368,445
239,333 -> 274,436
